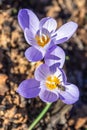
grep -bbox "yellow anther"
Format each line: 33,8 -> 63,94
35,35 -> 50,47
46,75 -> 61,90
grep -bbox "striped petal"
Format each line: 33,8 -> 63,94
17,79 -> 40,98
59,83 -> 79,104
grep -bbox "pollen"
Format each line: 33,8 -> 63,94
46,75 -> 61,90
35,34 -> 50,47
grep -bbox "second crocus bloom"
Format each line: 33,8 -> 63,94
17,64 -> 79,104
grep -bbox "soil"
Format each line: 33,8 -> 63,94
0,0 -> 87,130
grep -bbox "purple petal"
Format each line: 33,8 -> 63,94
18,9 -> 39,34
43,40 -> 55,54
49,63 -> 60,73
53,68 -> 63,82
40,17 -> 57,33
55,21 -> 78,43
24,28 -> 37,46
47,43 -> 57,53
25,47 -> 43,62
59,84 -> 79,104
17,79 -> 40,98
34,64 -> 51,81
45,46 -> 65,68
60,69 -> 67,83
45,54 -> 60,60
39,88 -> 59,103
54,37 -> 68,44
18,9 -> 30,30
36,28 -> 50,36
27,10 -> 39,35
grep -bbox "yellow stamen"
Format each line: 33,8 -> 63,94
35,35 -> 50,47
46,75 -> 61,90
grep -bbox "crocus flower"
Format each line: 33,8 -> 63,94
17,64 -> 79,104
18,9 -> 78,62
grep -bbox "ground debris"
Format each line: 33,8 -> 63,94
0,0 -> 87,129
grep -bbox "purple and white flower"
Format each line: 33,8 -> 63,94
18,9 -> 78,62
17,64 -> 79,104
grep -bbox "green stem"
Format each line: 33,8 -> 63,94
28,103 -> 52,130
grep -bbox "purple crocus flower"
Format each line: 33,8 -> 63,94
18,9 -> 78,62
17,64 -> 79,104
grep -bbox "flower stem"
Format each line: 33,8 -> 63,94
28,103 -> 52,130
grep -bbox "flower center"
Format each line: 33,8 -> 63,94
46,75 -> 61,90
35,34 -> 50,47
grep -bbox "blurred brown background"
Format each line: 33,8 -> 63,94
0,0 -> 87,130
